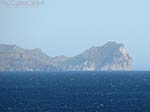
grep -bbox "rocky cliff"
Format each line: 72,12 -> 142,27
0,42 -> 133,71
55,42 -> 132,71
0,44 -> 59,71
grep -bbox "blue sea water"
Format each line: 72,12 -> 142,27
0,71 -> 150,112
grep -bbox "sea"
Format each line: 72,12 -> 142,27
0,71 -> 150,112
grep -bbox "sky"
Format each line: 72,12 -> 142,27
0,0 -> 150,70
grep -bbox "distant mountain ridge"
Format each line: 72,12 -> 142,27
0,44 -> 58,71
0,42 -> 133,71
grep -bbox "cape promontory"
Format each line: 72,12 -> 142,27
0,42 -> 133,71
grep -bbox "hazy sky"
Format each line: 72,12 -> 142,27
0,0 -> 150,70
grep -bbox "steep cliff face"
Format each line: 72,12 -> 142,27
59,42 -> 132,71
0,42 -> 133,71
